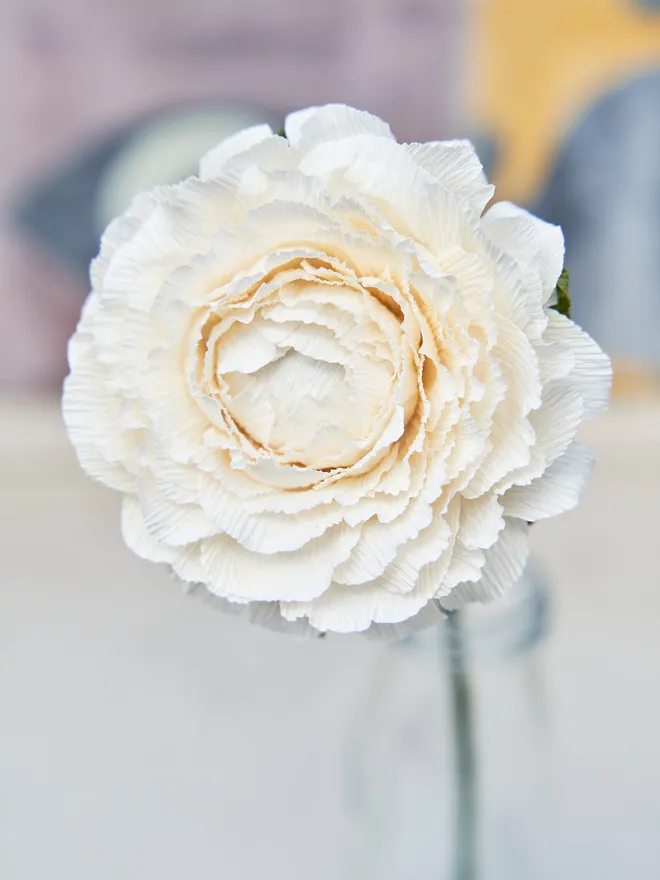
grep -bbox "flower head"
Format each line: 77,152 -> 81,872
63,104 -> 611,636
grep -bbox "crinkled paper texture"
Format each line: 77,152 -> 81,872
63,104 -> 612,636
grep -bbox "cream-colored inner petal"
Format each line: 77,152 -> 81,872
192,266 -> 421,472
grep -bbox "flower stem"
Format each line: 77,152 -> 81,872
445,610 -> 478,880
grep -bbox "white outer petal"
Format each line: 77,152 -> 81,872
542,311 -> 612,418
280,571 -> 439,634
442,541 -> 486,592
502,442 -> 594,521
90,189 -> 164,290
138,472 -> 216,546
458,494 -> 505,551
198,524 -> 361,603
62,331 -> 138,493
333,500 -> 434,586
199,124 -> 274,180
198,475 -> 346,553
122,494 -> 179,565
441,517 -> 530,609
122,497 -> 208,587
482,201 -> 564,300
405,140 -> 494,213
285,104 -> 394,151
297,135 -> 455,252
365,601 -> 446,641
529,382 -> 584,467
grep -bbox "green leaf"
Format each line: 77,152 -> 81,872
551,266 -> 571,318
277,128 -> 286,138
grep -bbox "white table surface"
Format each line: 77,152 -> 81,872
1,397 -> 659,879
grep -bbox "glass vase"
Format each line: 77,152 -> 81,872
346,562 -> 553,880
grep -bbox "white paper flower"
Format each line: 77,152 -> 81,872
63,104 -> 611,636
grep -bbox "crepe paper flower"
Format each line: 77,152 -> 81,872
63,104 -> 611,636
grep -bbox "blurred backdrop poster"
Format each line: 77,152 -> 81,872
469,0 -> 660,381
3,0 -> 660,395
0,0 -> 465,391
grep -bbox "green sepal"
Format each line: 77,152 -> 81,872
551,266 -> 571,318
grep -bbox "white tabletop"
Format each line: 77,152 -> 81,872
1,398 -> 659,879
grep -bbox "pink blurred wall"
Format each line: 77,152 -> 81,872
0,0 -> 465,391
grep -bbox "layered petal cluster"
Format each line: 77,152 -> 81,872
63,105 -> 611,636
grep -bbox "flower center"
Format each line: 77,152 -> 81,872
194,269 -> 419,473
224,349 -> 360,468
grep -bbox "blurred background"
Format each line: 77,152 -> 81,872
1,1 -> 659,878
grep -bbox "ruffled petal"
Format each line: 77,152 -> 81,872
458,494 -> 505,551
333,500 -> 434,586
199,124 -> 274,180
543,312 -> 612,418
405,139 -> 494,213
365,600 -> 446,641
441,517 -> 529,609
529,382 -> 584,468
281,569 -> 439,634
62,333 -> 138,493
502,442 -> 594,521
482,201 -> 564,300
121,494 -> 179,564
285,104 -> 394,151
138,472 -> 216,546
198,523 -> 361,603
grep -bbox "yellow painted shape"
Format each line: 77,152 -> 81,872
470,0 -> 660,201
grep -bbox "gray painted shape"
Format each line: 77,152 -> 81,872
534,69 -> 660,366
